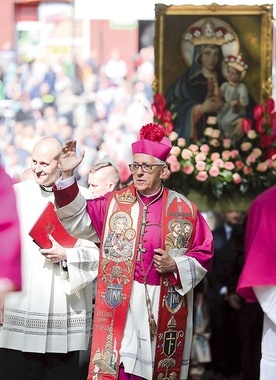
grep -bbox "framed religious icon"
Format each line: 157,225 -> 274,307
153,3 -> 275,211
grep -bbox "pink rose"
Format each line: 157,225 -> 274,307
196,171 -> 208,181
209,166 -> 220,177
222,150 -> 231,161
166,155 -> 178,164
195,152 -> 207,162
170,146 -> 181,156
233,173 -> 242,184
169,131 -> 179,141
200,144 -> 210,154
266,158 -> 273,168
240,142 -> 252,152
243,166 -> 253,175
211,152 -> 220,161
170,161 -> 181,172
256,162 -> 268,172
252,148 -> 262,158
235,161 -> 244,170
188,144 -> 199,153
246,154 -> 256,165
183,164 -> 194,174
213,158 -> 224,168
230,150 -> 239,159
181,149 -> 193,159
223,139 -> 232,149
196,161 -> 206,171
224,161 -> 235,171
177,138 -> 186,147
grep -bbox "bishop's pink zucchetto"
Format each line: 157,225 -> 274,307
131,123 -> 172,161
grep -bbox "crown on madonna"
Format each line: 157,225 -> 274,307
183,19 -> 235,46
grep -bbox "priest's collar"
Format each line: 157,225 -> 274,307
39,175 -> 61,193
137,186 -> 163,205
39,184 -> 54,193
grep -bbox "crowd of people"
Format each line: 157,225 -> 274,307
0,42 -> 275,380
0,45 -> 155,187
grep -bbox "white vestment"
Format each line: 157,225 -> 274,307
254,286 -> 276,380
0,180 -> 99,353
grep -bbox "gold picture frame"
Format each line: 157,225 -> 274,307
154,3 -> 273,103
153,3 -> 275,211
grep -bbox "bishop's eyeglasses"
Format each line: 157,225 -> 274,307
128,163 -> 165,173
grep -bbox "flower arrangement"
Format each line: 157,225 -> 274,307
152,93 -> 276,209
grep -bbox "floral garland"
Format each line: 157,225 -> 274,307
152,93 -> 276,204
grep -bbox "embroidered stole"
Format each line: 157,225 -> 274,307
153,189 -> 197,379
87,186 -> 197,379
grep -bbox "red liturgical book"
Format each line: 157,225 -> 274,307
29,202 -> 78,249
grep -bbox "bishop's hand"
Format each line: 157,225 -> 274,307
60,139 -> 85,179
153,248 -> 177,273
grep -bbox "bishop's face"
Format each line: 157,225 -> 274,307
131,154 -> 168,195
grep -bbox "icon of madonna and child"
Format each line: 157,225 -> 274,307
165,18 -> 255,142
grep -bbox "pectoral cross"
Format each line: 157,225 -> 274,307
137,242 -> 146,261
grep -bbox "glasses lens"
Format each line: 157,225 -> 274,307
129,163 -> 159,173
129,164 -> 138,173
142,164 -> 153,173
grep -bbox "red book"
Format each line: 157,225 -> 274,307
29,201 -> 78,249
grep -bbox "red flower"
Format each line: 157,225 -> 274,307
253,104 -> 264,121
242,118 -> 252,133
151,103 -> 163,120
163,120 -> 174,134
256,118 -> 266,134
162,109 -> 172,122
265,98 -> 275,115
264,147 -> 276,160
259,134 -> 273,148
153,93 -> 166,110
270,112 -> 276,129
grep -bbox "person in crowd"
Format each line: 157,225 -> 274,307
206,211 -> 245,380
88,161 -> 121,199
237,185 -> 276,380
0,137 -> 99,380
0,164 -> 21,323
79,160 -> 121,380
53,122 -> 214,380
